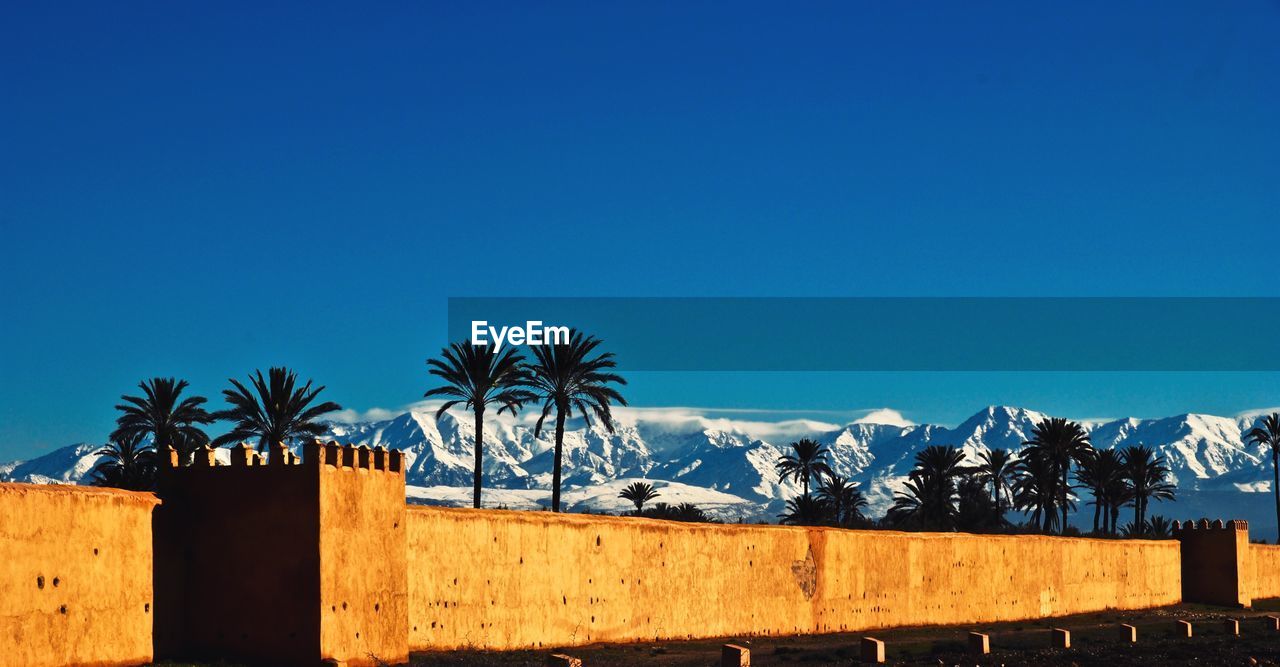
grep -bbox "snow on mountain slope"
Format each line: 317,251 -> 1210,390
0,443 -> 105,484
6,406 -> 1280,531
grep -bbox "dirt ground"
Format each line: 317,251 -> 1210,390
409,601 -> 1280,666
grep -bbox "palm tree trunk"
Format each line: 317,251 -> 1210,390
472,407 -> 485,509
1092,498 -> 1100,533
551,405 -> 567,513
1273,448 -> 1279,543
1060,469 -> 1069,534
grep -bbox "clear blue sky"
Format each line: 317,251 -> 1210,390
2,2 -> 1279,459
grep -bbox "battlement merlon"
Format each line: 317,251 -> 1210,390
159,440 -> 406,476
310,439 -> 405,475
1172,518 -> 1249,533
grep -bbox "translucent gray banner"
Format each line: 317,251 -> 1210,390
447,297 -> 1280,371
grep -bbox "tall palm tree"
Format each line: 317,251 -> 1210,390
211,367 -> 343,452
1012,448 -> 1060,533
91,434 -> 157,491
619,481 -> 659,515
1120,444 -> 1176,529
816,474 -> 869,527
1074,448 -> 1102,533
110,377 -> 213,465
955,473 -> 1004,532
776,439 -> 834,498
1104,467 -> 1133,536
1246,413 -> 1280,543
1074,448 -> 1126,534
975,448 -> 1015,513
1021,418 -> 1092,532
426,341 -> 532,509
523,331 -> 627,512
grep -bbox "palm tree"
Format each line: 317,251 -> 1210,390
1120,521 -> 1147,538
644,502 -> 712,523
955,473 -> 1004,532
1012,448 -> 1061,533
1246,414 -> 1280,543
523,331 -> 627,512
887,445 -> 967,530
1120,444 -> 1176,529
110,377 -> 213,465
975,448 -> 1015,514
1148,515 -> 1173,538
1074,448 -> 1098,533
779,494 -> 832,526
91,434 -> 157,491
816,474 -> 869,527
211,367 -> 343,452
1104,470 -> 1133,536
1075,448 -> 1123,534
1021,418 -> 1092,532
673,502 -> 710,523
886,478 -> 936,529
776,439 -> 834,498
426,341 -> 532,509
619,481 -> 659,515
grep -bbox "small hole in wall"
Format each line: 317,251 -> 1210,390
342,602 -> 348,611
59,605 -> 67,615
37,576 -> 45,590
144,603 -> 150,613
355,632 -> 360,639
375,603 -> 380,612
331,605 -> 336,612
394,522 -> 399,528
93,548 -> 99,556
595,535 -> 601,546
53,577 -> 60,587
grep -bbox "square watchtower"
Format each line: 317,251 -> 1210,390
153,440 -> 409,666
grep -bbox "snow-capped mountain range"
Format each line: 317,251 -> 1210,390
4,405 -> 1280,533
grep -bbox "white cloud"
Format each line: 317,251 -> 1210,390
851,408 -> 915,428
325,407 -> 401,424
1237,407 -> 1280,421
